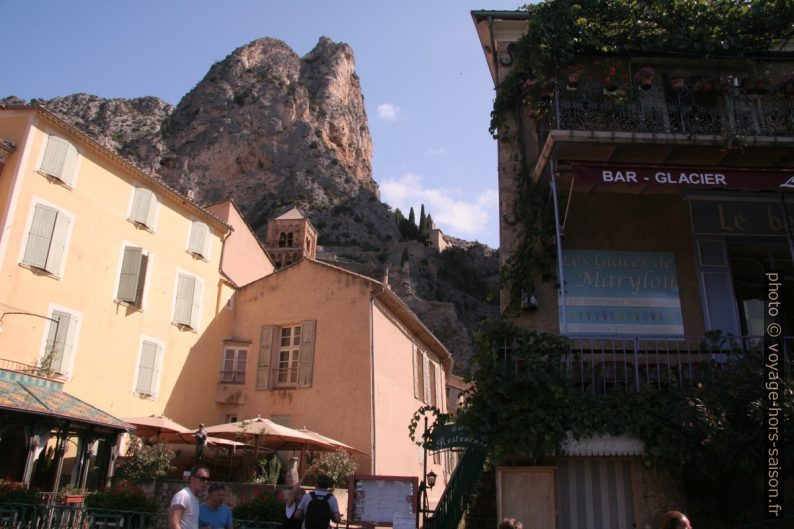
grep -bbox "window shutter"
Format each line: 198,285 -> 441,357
237,350 -> 247,382
412,345 -> 420,399
60,143 -> 78,187
423,354 -> 431,404
40,136 -> 68,179
429,362 -> 437,407
45,311 -> 71,374
188,221 -> 209,257
23,204 -> 57,269
117,247 -> 143,303
146,193 -> 158,228
257,325 -> 274,388
44,211 -> 69,275
190,278 -> 202,329
173,274 -> 196,325
130,188 -> 153,225
136,341 -> 159,395
297,320 -> 316,388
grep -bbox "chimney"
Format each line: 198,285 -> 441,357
383,266 -> 390,289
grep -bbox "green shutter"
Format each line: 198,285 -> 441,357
297,320 -> 316,388
44,311 -> 71,374
130,188 -> 153,225
23,204 -> 57,269
188,221 -> 209,256
173,273 -> 196,325
40,136 -> 68,179
117,247 -> 143,303
257,325 -> 274,389
136,341 -> 159,395
44,211 -> 69,275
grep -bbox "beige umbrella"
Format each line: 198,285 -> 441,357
122,414 -> 191,442
204,416 -> 335,451
298,428 -> 365,454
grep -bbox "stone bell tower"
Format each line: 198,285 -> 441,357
265,207 -> 318,268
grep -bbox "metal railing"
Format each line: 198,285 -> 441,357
0,504 -> 281,529
567,335 -> 792,393
423,448 -> 487,529
547,79 -> 794,137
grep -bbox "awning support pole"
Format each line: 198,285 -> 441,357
550,160 -> 567,335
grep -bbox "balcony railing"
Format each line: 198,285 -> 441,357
567,334 -> 791,393
548,80 -> 794,137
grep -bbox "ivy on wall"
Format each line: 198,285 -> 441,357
447,319 -> 794,528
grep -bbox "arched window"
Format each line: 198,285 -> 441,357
287,232 -> 294,247
278,233 -> 287,247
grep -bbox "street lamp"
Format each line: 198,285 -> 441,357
417,417 -> 437,528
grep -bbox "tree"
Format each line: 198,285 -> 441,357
115,435 -> 176,482
408,207 -> 416,227
418,204 -> 429,242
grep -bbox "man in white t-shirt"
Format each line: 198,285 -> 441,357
170,464 -> 210,529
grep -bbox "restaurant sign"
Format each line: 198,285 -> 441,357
573,164 -> 792,192
562,250 -> 684,336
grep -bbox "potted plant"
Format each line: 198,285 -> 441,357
0,480 -> 41,505
596,58 -> 627,94
780,71 -> 794,96
634,66 -> 655,90
58,485 -> 86,505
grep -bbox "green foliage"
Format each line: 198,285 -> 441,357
0,480 -> 41,504
307,450 -> 358,487
491,0 -> 794,135
115,435 -> 176,483
456,319 -> 794,528
255,454 -> 282,485
438,247 -> 490,300
233,491 -> 283,523
84,483 -> 158,512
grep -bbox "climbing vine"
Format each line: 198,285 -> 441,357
452,319 -> 794,528
408,405 -> 451,448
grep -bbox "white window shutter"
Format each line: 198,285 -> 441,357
188,221 -> 209,257
130,188 -> 154,226
190,278 -> 202,329
45,311 -> 71,374
257,325 -> 274,388
44,211 -> 69,275
23,204 -> 57,269
146,193 -> 158,228
136,341 -> 159,395
117,247 -> 143,303
173,274 -> 196,326
297,320 -> 316,388
60,143 -> 78,187
423,353 -> 431,404
412,345 -> 420,399
40,136 -> 68,179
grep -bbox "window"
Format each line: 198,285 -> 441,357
277,325 -> 301,386
278,233 -> 287,247
41,308 -> 80,376
256,321 -> 316,389
129,187 -> 157,229
225,414 -> 238,423
220,347 -> 247,384
116,246 -> 148,307
39,135 -> 78,187
133,339 -> 163,398
188,220 -> 210,258
22,203 -> 71,276
172,272 -> 202,329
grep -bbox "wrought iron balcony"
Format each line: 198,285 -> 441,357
548,80 -> 794,137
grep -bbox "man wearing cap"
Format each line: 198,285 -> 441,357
170,464 -> 210,529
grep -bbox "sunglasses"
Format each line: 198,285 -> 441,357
192,475 -> 210,482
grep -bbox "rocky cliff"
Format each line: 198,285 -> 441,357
2,36 -> 498,372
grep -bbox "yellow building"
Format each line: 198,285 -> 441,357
0,105 -> 235,419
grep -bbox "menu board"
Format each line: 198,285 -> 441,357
347,475 -> 418,526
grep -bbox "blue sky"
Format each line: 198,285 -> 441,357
1,1 -> 523,248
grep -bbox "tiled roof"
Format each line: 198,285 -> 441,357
0,372 -> 130,431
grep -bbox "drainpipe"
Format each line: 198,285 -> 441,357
550,159 -> 568,335
369,296 -> 377,474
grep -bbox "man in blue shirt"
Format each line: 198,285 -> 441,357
199,484 -> 233,529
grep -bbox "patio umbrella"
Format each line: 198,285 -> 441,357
204,416 -> 336,454
122,414 -> 191,442
161,431 -> 250,448
298,428 -> 364,454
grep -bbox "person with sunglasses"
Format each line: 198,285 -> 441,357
170,464 -> 210,529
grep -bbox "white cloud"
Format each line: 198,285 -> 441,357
377,103 -> 400,122
427,147 -> 447,156
380,172 -> 498,239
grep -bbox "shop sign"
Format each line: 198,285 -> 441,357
573,164 -> 792,191
562,250 -> 684,336
691,200 -> 794,236
429,424 -> 486,450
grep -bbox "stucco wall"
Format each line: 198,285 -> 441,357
0,111 -> 231,420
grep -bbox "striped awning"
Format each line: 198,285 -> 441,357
562,433 -> 644,457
